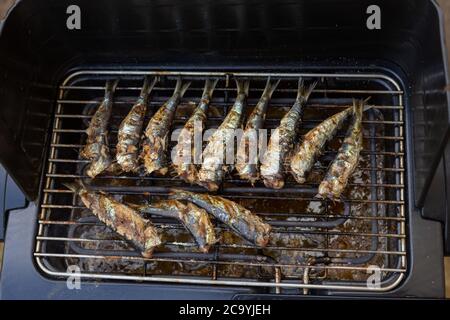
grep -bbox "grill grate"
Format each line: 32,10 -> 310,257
35,70 -> 407,293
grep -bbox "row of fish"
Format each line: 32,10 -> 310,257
82,76 -> 366,201
65,182 -> 271,256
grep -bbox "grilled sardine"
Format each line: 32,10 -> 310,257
290,106 -> 354,184
80,79 -> 119,178
64,182 -> 161,258
198,79 -> 250,191
260,79 -> 316,189
134,199 -> 217,253
169,189 -> 271,247
116,76 -> 157,172
141,78 -> 191,175
236,78 -> 280,184
317,99 -> 364,200
173,79 -> 218,183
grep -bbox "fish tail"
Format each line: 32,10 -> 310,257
167,188 -> 190,200
363,96 -> 371,104
202,78 -> 219,99
139,76 -> 158,102
261,77 -> 281,99
173,77 -> 191,98
362,96 -> 372,112
131,202 -> 177,218
236,79 -> 250,96
353,99 -> 364,121
105,79 -> 119,100
297,78 -> 317,102
63,180 -> 84,193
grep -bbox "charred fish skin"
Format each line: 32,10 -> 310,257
80,79 -> 119,178
64,182 -> 161,258
82,135 -> 112,178
197,79 -> 250,191
169,189 -> 271,247
260,78 -> 317,189
290,106 -> 353,184
135,199 -> 217,253
141,78 -> 191,175
317,100 -> 364,200
236,78 -> 280,184
116,76 -> 157,173
173,78 -> 219,184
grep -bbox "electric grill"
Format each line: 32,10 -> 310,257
0,0 -> 448,299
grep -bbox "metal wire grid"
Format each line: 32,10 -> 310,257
34,70 -> 406,293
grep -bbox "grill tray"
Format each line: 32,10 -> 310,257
35,70 -> 407,294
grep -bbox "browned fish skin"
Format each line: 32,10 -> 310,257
197,79 -> 249,191
173,79 -> 218,183
260,79 -> 317,189
141,78 -> 191,175
236,78 -> 280,184
290,106 -> 353,184
116,76 -> 157,172
169,189 -> 271,247
317,100 -> 364,200
64,182 -> 161,258
135,199 -> 217,253
80,79 -> 118,178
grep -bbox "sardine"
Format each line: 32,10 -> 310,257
116,76 -> 157,172
197,79 -> 250,191
64,182 -> 161,258
260,78 -> 317,189
236,78 -> 280,184
290,106 -> 353,184
173,79 -> 218,183
141,78 -> 191,175
169,189 -> 271,247
317,99 -> 364,200
80,79 -> 119,178
134,199 -> 217,253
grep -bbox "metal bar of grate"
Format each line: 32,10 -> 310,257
34,70 -> 407,294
